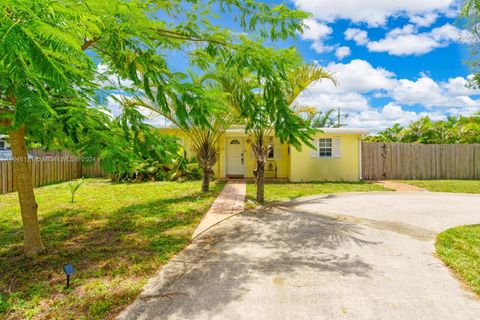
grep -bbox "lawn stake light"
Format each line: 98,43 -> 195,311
63,264 -> 74,288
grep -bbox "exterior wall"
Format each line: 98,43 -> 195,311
160,128 -> 290,179
220,133 -> 289,179
159,128 -> 362,181
242,135 -> 289,179
289,133 -> 362,182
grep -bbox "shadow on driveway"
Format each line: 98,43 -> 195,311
118,203 -> 379,320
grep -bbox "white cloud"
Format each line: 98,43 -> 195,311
319,59 -> 397,93
430,23 -> 475,44
344,28 -> 369,45
335,46 -> 351,60
368,33 -> 440,56
346,103 -> 420,129
442,75 -> 480,96
300,19 -> 333,53
392,74 -> 480,108
293,0 -> 456,26
392,76 -> 446,106
410,13 -> 438,27
387,24 -> 416,37
352,23 -> 475,56
298,91 -> 370,113
295,59 -> 480,130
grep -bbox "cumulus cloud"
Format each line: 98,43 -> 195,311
392,76 -> 446,106
351,23 -> 475,56
346,103 -> 420,129
409,13 -> 438,27
335,46 -> 351,60
313,59 -> 397,94
293,0 -> 456,26
393,74 -> 480,108
344,28 -> 369,45
295,59 -> 480,130
368,34 -> 440,56
300,18 -> 333,53
442,75 -> 480,96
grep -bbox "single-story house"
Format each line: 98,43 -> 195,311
159,127 -> 368,182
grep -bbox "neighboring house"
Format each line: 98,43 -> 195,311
160,127 -> 368,181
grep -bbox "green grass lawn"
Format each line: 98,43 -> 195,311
401,180 -> 480,194
0,179 -> 223,320
436,225 -> 480,297
246,181 -> 390,204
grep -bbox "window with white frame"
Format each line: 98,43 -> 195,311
318,138 -> 333,158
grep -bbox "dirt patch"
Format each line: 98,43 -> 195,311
375,181 -> 427,192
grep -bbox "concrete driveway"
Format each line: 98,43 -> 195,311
118,192 -> 480,320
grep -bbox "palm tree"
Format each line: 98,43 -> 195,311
136,82 -> 234,192
214,51 -> 335,201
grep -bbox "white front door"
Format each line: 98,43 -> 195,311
226,137 -> 245,176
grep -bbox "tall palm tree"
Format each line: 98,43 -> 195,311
216,61 -> 335,202
137,81 -> 235,192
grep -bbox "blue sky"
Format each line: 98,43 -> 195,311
282,0 -> 480,130
105,0 -> 479,130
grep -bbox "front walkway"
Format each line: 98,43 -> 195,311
376,180 -> 427,192
191,180 -> 246,239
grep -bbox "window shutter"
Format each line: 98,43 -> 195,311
274,137 -> 282,160
333,137 -> 342,158
310,139 -> 319,158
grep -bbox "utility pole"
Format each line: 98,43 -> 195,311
337,107 -> 341,128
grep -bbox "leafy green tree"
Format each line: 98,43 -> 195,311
137,77 -> 234,192
99,101 -> 180,182
0,0 -> 308,256
364,114 -> 480,144
214,44 -> 334,202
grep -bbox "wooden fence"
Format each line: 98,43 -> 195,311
0,153 -> 104,195
362,142 -> 480,180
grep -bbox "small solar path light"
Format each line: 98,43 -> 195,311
63,264 -> 74,288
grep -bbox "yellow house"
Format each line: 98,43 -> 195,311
159,127 -> 368,182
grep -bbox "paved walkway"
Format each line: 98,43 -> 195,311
118,192 -> 480,320
376,180 -> 426,192
191,180 -> 246,239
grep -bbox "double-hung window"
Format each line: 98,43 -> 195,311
319,138 -> 333,158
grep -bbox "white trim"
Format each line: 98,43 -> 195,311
222,138 -> 226,178
222,127 -> 369,135
358,138 -> 363,180
156,126 -> 370,135
226,137 -> 246,176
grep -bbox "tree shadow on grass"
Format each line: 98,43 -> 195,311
119,202 -> 380,320
0,191 -> 216,319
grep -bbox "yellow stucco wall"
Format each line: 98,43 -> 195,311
159,128 -> 361,181
289,133 -> 362,182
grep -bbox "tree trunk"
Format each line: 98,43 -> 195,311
201,167 -> 210,192
256,160 -> 265,203
9,126 -> 45,257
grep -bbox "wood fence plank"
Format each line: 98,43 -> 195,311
362,142 -> 479,180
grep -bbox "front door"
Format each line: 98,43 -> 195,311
226,137 -> 244,176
